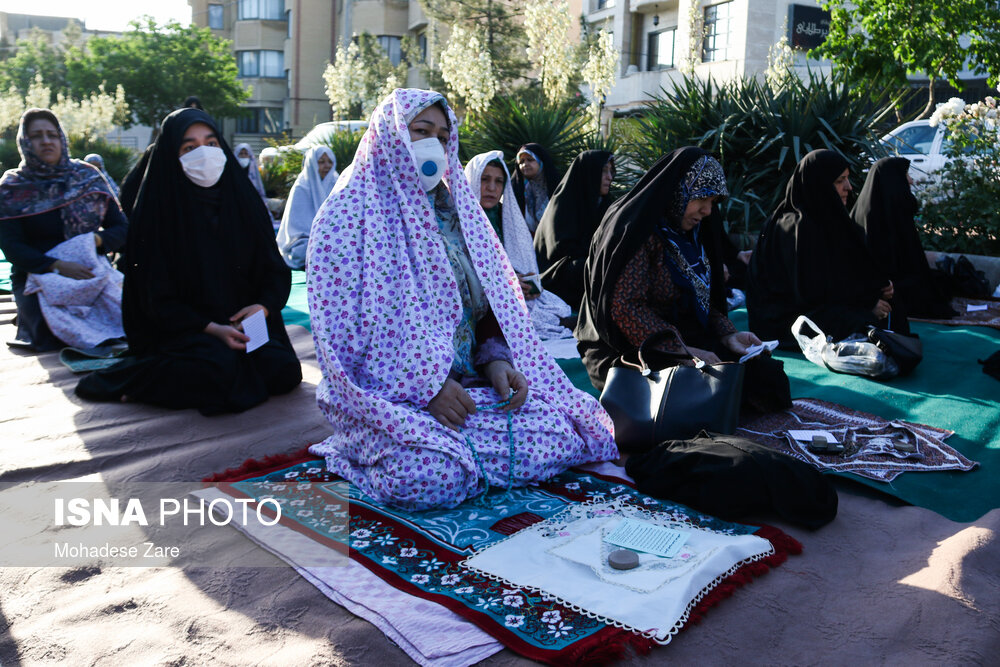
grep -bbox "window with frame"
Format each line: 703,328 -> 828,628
702,1 -> 733,63
377,35 -> 403,67
647,28 -> 676,71
238,0 -> 285,20
417,32 -> 428,63
237,50 -> 284,78
208,4 -> 224,30
236,107 -> 284,134
596,0 -> 615,9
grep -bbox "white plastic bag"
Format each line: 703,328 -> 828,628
791,315 -> 898,379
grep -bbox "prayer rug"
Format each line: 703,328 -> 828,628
738,398 -> 978,482
205,452 -> 801,666
911,297 -> 1000,330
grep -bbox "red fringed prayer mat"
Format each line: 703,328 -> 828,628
204,453 -> 800,665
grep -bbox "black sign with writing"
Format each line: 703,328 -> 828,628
788,4 -> 831,51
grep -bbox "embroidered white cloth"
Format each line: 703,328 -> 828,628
24,232 -> 124,348
464,151 -> 572,341
461,499 -> 773,642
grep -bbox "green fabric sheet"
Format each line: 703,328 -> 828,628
282,277 -> 999,522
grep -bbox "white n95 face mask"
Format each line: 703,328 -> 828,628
180,145 -> 227,187
411,137 -> 448,192
237,156 -> 251,168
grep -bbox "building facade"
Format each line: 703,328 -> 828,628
189,0 -> 440,148
580,0 -> 834,113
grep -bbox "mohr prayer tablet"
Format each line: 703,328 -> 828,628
608,549 -> 639,570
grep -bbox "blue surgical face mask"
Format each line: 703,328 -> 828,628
410,137 -> 448,192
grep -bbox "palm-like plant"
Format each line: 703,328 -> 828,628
622,70 -> 894,238
459,97 -> 618,181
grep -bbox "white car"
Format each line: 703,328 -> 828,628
880,119 -> 956,180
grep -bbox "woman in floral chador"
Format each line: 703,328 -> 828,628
307,89 -> 617,510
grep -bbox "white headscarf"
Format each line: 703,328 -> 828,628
465,151 -> 573,340
276,146 -> 337,269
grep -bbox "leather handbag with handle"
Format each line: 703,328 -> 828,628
599,329 -> 745,453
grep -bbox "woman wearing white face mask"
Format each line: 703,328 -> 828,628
77,108 -> 302,415
234,142 -> 276,227
304,89 -> 617,510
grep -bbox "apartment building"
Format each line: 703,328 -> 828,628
189,0 -> 440,148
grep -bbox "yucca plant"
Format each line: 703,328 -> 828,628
459,97 -> 618,180
623,70 -> 893,238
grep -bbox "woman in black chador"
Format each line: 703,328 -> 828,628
851,157 -> 955,319
77,108 -> 301,415
747,149 -> 905,346
511,143 -> 560,234
533,149 -> 615,308
576,146 -> 789,412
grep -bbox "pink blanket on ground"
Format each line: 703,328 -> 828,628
1,314 -> 998,665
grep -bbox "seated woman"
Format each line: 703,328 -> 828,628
533,150 -> 615,307
747,149 -> 904,346
851,157 -> 955,319
511,143 -> 559,234
0,108 -> 127,351
83,153 -> 121,199
464,151 -> 572,340
307,89 -> 617,511
76,108 -> 302,415
276,146 -> 337,270
577,147 -> 790,414
234,142 -> 277,227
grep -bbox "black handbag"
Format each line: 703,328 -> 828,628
867,326 -> 922,375
599,330 -> 745,453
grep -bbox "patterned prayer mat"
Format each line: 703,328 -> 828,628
738,398 -> 978,482
911,297 -> 1000,330
205,453 -> 801,665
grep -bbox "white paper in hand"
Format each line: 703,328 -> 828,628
967,303 -> 988,312
739,340 -> 779,364
242,309 -> 269,353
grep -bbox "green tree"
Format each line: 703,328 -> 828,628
814,0 -> 1000,118
67,17 -> 250,134
0,29 -> 69,95
418,0 -> 527,86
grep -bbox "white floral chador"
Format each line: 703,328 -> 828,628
307,89 -> 617,510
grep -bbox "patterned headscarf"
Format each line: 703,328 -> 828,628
0,109 -> 117,235
667,154 -> 729,226
307,88 -> 614,486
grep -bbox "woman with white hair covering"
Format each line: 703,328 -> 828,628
276,146 -> 337,269
233,142 -> 276,227
465,151 -> 572,340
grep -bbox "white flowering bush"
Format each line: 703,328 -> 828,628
525,0 -> 575,106
323,41 -> 366,120
439,25 -> 498,116
323,35 -> 409,120
917,93 -> 1000,254
765,22 -> 795,89
0,75 -> 129,140
581,30 -> 619,132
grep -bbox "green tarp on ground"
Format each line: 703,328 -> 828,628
293,274 -> 1000,522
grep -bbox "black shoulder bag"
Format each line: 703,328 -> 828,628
599,329 -> 745,453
